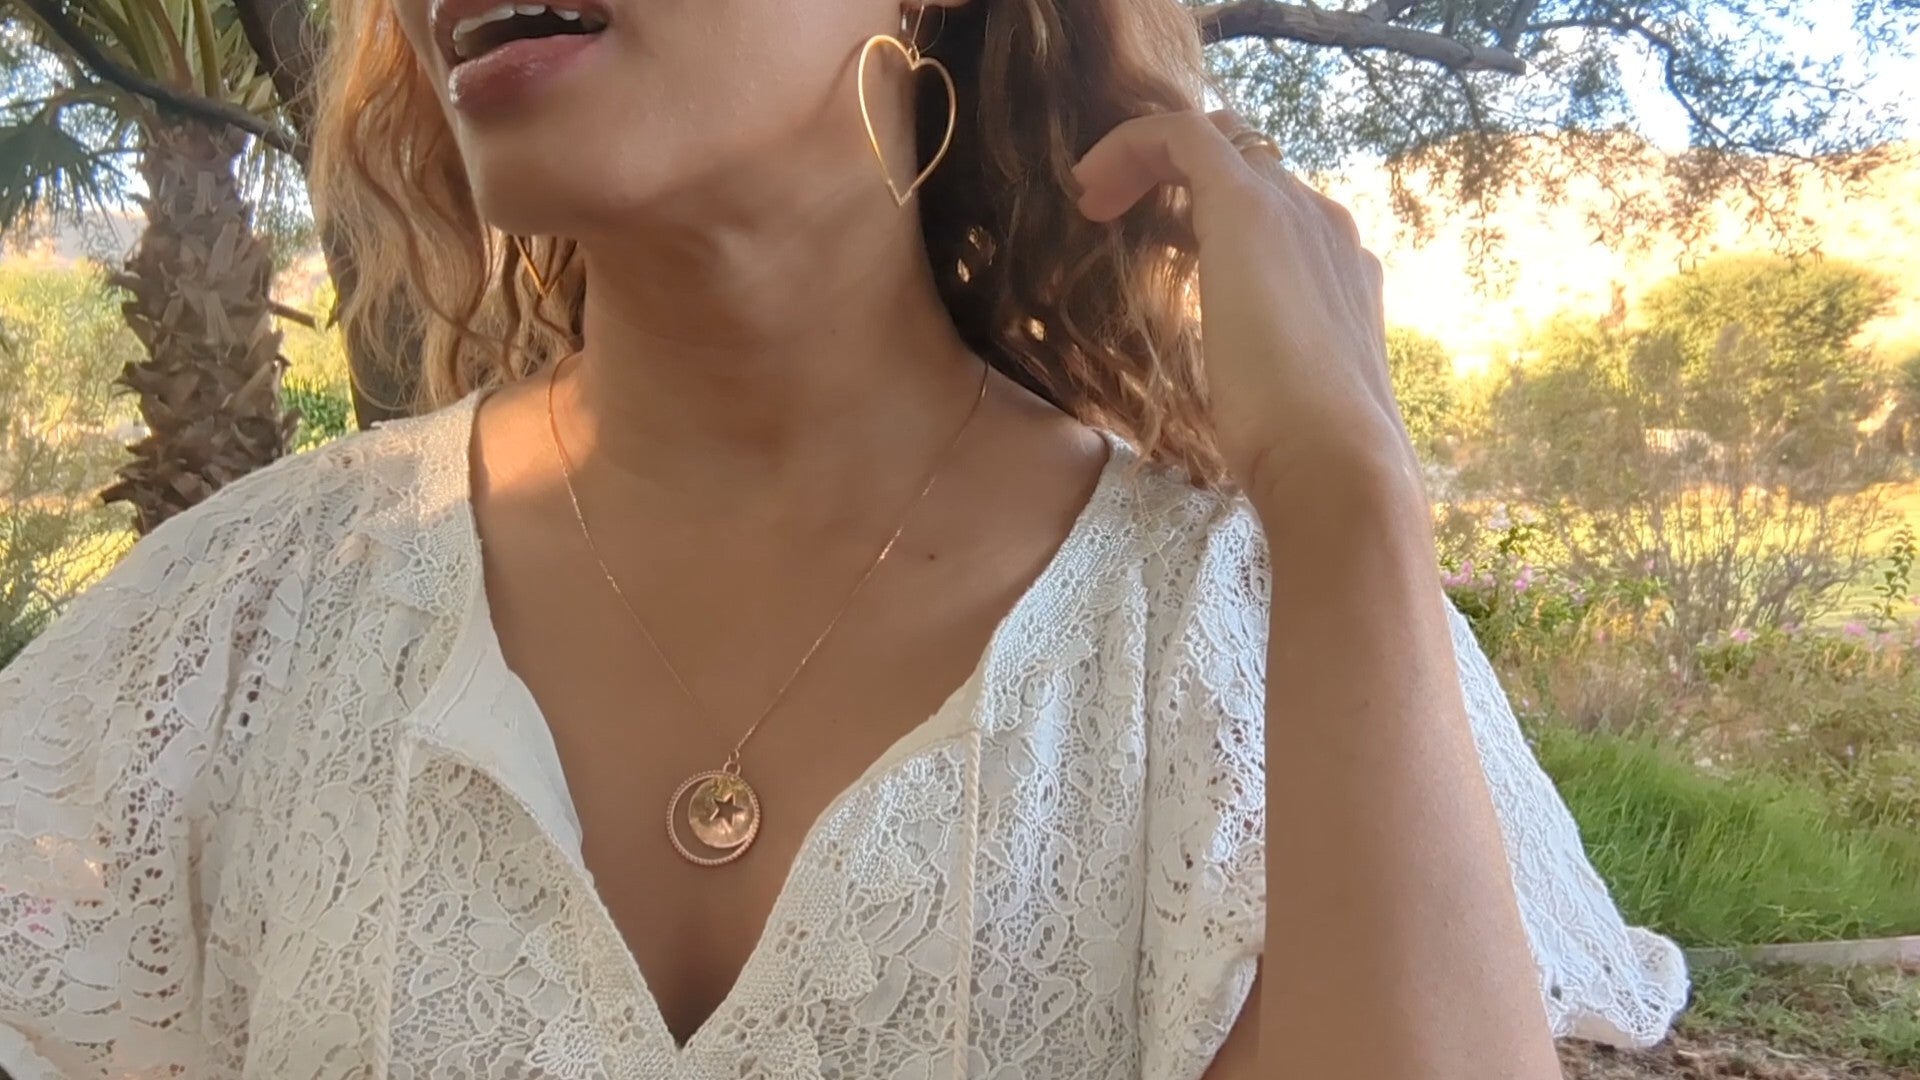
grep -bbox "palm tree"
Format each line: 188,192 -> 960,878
2,0 -> 299,533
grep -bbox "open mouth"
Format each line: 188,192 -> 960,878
445,2 -> 608,66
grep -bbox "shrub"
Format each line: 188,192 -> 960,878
282,375 -> 355,453
0,263 -> 141,668
1387,326 -> 1458,459
1463,257 -> 1902,652
275,278 -> 357,452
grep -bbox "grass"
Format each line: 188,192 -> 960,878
1529,721 -> 1920,946
1560,963 -> 1920,1077
1685,963 -> 1920,1067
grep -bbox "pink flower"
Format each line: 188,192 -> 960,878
1642,557 -> 1657,572
1728,627 -> 1755,644
1514,566 -> 1536,593
1842,621 -> 1870,639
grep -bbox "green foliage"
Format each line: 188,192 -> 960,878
0,262 -> 139,667
281,375 -> 353,452
1869,523 -> 1916,632
1684,963 -> 1920,1068
1385,326 -> 1456,457
0,5 -> 307,253
1204,2 -> 1917,257
0,30 -> 135,238
278,278 -> 355,451
1679,624 -> 1920,834
1637,256 -> 1895,473
1440,512 -> 1667,667
1529,721 -> 1920,947
1462,258 -> 1900,649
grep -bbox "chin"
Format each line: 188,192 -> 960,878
460,130 -> 677,236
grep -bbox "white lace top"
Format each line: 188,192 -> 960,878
0,387 -> 1688,1080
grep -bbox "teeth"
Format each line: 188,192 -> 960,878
451,3 -> 517,56
450,3 -> 602,59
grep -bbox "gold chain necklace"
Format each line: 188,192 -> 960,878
544,353 -> 991,866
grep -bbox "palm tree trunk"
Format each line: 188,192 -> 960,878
100,117 -> 295,534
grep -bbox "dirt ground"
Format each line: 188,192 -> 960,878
1560,1032 -> 1918,1079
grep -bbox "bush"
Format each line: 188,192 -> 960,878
0,263 -> 140,668
276,278 -> 356,452
1387,326 -> 1458,459
1437,500 -> 1663,665
1677,623 -> 1920,832
282,375 -> 355,453
1462,257 -> 1903,652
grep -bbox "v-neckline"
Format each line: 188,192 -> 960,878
426,381 -> 1131,1060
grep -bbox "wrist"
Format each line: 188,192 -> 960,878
1245,432 -> 1431,535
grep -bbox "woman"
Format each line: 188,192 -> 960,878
0,0 -> 1688,1076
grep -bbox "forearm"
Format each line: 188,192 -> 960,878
1253,454 -> 1561,1079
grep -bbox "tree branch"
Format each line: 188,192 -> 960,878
1362,0 -> 1421,21
16,0 -> 303,161
1499,0 -> 1539,52
269,297 -> 316,328
1193,1 -> 1527,75
231,0 -> 323,146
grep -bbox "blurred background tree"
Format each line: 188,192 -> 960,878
1464,256 -> 1901,653
0,261 -> 139,666
1386,325 -> 1459,458
1199,2 -> 1918,262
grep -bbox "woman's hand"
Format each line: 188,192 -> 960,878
1071,113 -> 1567,1080
1069,109 -> 1420,508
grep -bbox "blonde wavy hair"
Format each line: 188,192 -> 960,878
310,0 -> 1226,486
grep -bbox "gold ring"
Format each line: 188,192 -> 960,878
1228,129 -> 1283,160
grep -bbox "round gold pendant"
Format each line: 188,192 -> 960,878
666,770 -> 761,866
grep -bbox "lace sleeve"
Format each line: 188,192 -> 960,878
0,465 -> 306,1077
1133,500 -> 1690,1080
1136,502 -> 1269,1080
1444,601 -> 1692,1047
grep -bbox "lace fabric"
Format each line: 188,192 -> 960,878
0,388 -> 1688,1078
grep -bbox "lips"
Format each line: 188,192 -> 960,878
430,0 -> 611,112
447,34 -> 600,111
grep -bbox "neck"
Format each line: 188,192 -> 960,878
551,185 -> 986,513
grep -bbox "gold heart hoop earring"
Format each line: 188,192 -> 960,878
858,6 -> 958,208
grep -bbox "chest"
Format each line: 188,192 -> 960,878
215,502 -> 1173,1076
471,453 -> 1114,1048
362,666 -> 1155,1077
484,530 -> 1040,1046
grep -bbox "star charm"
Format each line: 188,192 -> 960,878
707,790 -> 746,828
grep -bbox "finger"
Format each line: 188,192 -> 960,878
1206,109 -> 1282,163
1071,111 -> 1260,223
1200,111 -> 1366,244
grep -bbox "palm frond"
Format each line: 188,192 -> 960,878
0,103 -> 128,231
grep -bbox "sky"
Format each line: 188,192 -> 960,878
1617,2 -> 1919,150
